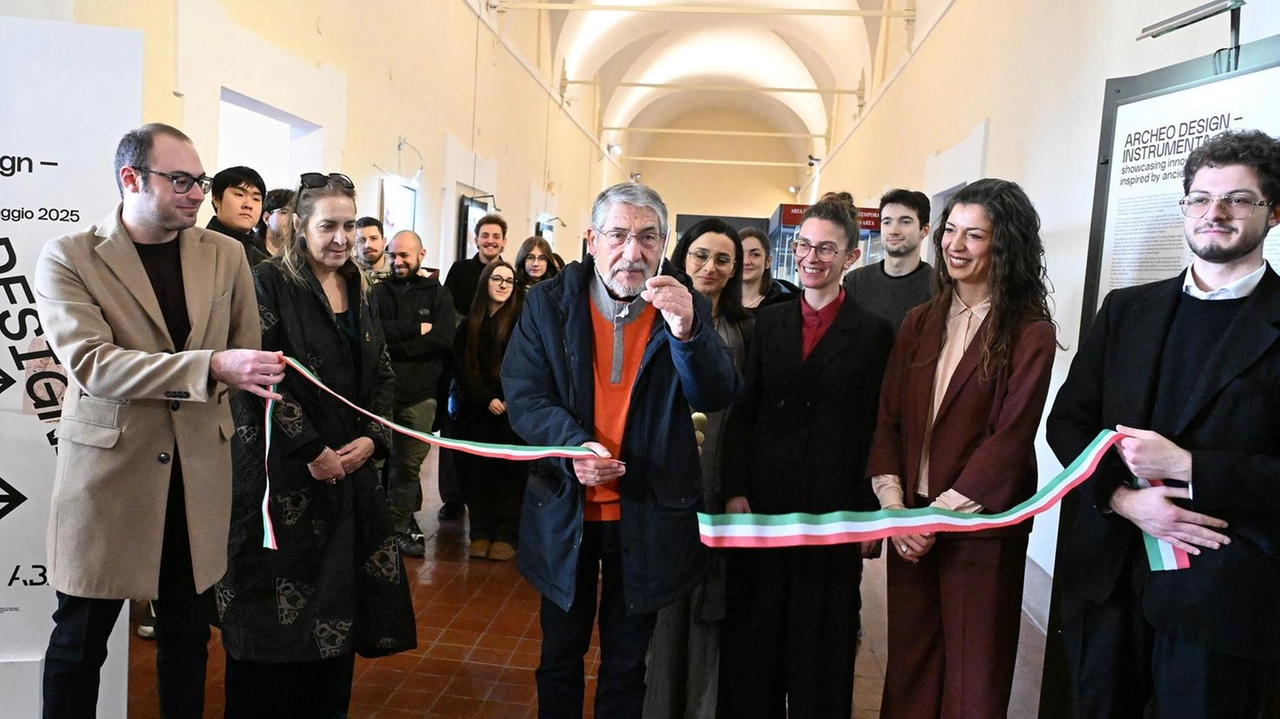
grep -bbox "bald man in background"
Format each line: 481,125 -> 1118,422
372,231 -> 456,556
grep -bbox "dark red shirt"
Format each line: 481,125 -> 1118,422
800,289 -> 844,361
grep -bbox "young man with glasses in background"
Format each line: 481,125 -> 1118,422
35,122 -> 281,718
502,182 -> 739,719
719,197 -> 894,718
1049,129 -> 1280,717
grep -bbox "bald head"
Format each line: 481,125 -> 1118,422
387,230 -> 426,278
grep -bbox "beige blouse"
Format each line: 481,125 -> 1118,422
872,291 -> 989,513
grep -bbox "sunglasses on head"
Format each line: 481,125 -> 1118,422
298,172 -> 355,191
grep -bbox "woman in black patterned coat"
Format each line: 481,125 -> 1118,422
218,174 -> 414,718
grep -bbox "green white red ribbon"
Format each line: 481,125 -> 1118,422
1134,478 -> 1191,571
699,429 -> 1183,572
259,355 -> 601,550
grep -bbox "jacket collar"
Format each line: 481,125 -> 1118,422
94,204 -> 216,351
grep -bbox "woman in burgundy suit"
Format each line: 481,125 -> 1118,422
867,178 -> 1058,718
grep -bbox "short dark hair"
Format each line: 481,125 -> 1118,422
355,216 -> 384,234
264,188 -> 295,214
475,213 -> 507,237
210,166 -> 266,203
1184,129 -> 1280,203
879,189 -> 931,226
113,123 -> 193,195
801,198 -> 859,248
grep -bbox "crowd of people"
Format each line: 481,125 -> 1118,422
31,121 -> 1280,719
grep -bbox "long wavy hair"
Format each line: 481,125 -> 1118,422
923,178 -> 1057,375
276,177 -> 366,297
465,259 -> 524,384
670,218 -> 749,324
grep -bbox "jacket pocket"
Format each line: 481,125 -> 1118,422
652,481 -> 700,510
56,417 -> 122,448
526,465 -> 568,508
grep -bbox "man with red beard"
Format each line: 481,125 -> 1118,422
1049,129 -> 1280,717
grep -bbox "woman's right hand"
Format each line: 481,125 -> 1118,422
724,496 -> 752,514
307,447 -> 346,484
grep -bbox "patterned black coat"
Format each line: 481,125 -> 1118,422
218,258 -> 415,663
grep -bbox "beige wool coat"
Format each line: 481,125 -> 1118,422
34,205 -> 260,599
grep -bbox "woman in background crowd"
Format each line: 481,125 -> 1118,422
218,173 -> 415,718
738,227 -> 795,312
867,178 -> 1057,718
515,235 -> 559,290
454,260 -> 527,561
645,218 -> 753,719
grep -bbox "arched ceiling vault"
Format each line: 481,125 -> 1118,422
501,0 -> 914,174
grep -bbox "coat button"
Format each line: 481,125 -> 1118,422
158,452 -> 171,464
776,400 -> 786,409
170,401 -> 181,411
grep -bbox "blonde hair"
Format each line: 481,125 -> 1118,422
276,178 -> 367,297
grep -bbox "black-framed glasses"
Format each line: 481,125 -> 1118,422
298,172 -> 355,192
489,275 -> 516,287
597,228 -> 663,249
1179,193 -> 1273,219
687,249 -> 735,271
791,238 -> 843,261
134,167 -> 212,194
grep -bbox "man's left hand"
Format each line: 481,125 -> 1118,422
1115,425 -> 1192,482
642,275 -> 695,341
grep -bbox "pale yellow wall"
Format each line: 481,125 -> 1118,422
632,108 -> 797,225
35,0 -> 623,268
814,0 -> 1280,581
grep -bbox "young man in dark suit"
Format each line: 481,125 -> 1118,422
1048,129 -> 1280,717
719,198 -> 894,718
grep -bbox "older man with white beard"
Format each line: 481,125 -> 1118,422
501,182 -> 740,719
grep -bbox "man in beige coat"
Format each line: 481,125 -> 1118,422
34,123 -> 283,719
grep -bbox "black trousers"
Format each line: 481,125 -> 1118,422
223,653 -> 356,718
43,456 -> 212,719
1065,561 -> 1279,719
718,544 -> 862,719
536,521 -> 658,719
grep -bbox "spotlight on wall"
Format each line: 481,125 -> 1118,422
607,143 -> 623,157
631,173 -> 642,182
807,155 -> 821,167
788,185 -> 799,194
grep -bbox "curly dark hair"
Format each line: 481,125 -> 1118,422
924,178 -> 1057,374
1183,129 -> 1280,203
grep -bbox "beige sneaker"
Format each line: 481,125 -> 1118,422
488,541 -> 516,561
468,539 -> 491,558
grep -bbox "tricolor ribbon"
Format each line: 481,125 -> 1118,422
259,355 -> 601,549
1134,478 -> 1191,571
697,430 -> 1188,573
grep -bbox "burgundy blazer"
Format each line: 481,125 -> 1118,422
866,303 -> 1057,538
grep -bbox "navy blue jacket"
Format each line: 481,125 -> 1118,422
501,256 -> 741,614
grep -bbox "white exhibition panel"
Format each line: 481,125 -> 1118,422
0,15 -> 144,716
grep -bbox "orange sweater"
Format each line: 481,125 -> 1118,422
585,301 -> 657,521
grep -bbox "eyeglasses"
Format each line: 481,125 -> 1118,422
687,249 -> 735,271
597,228 -> 663,249
1179,193 -> 1273,219
791,238 -> 844,261
525,254 -> 548,264
134,167 -> 212,195
489,275 -> 516,287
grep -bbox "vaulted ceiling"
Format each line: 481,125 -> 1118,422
507,0 -> 917,172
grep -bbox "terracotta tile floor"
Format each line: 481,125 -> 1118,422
127,453 -> 1044,718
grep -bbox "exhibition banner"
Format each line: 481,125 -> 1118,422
1098,63 -> 1280,309
0,15 -> 143,717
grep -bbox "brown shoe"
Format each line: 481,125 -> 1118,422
468,539 -> 491,559
488,541 -> 516,561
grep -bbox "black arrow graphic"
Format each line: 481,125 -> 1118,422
0,477 -> 28,522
